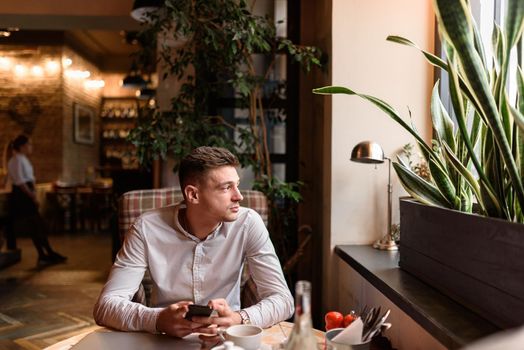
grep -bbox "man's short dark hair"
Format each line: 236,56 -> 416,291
179,146 -> 240,194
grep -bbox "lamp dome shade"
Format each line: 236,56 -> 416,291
350,141 -> 385,164
122,74 -> 147,88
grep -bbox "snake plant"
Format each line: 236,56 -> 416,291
314,0 -> 524,223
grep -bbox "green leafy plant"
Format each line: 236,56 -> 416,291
253,175 -> 303,263
314,0 -> 524,223
128,0 -> 323,263
129,0 -> 321,176
401,143 -> 430,181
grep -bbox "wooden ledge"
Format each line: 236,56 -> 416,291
335,245 -> 500,349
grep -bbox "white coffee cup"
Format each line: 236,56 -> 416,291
224,324 -> 263,350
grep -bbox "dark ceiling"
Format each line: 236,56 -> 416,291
0,0 -> 142,72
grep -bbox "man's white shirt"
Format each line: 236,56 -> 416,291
94,203 -> 293,333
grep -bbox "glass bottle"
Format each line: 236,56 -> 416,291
284,280 -> 318,350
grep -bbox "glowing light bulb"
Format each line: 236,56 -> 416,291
31,65 -> 44,76
14,64 -> 27,76
62,57 -> 72,67
65,70 -> 91,79
45,60 -> 60,72
0,57 -> 11,70
84,79 -> 105,89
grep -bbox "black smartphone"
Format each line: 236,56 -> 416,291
185,304 -> 213,320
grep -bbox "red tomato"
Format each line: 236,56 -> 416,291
324,311 -> 344,330
343,313 -> 356,327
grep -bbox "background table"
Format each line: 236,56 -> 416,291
46,184 -> 115,233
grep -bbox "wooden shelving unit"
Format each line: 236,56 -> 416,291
98,97 -> 152,195
99,97 -> 140,170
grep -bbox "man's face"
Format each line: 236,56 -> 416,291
196,165 -> 244,222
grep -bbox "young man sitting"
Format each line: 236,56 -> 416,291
93,146 -> 293,337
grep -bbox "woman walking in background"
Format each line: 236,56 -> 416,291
7,134 -> 67,266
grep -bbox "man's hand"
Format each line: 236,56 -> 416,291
191,298 -> 242,328
193,298 -> 243,342
156,301 -> 208,338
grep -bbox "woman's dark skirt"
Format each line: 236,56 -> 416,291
10,182 -> 39,218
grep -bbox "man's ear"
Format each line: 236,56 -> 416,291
185,185 -> 199,204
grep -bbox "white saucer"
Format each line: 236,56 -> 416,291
211,344 -> 272,350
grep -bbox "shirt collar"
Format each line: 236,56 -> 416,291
174,202 -> 225,242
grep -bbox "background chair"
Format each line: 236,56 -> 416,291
46,184 -> 77,233
84,184 -> 115,233
117,187 -> 268,307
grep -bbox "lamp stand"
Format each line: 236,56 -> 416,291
373,157 -> 398,251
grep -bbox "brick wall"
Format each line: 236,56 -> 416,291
0,45 -> 102,184
62,47 -> 102,183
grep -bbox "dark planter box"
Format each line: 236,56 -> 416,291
399,198 -> 524,328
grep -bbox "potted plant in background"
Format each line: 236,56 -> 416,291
314,0 -> 524,328
128,0 -> 323,281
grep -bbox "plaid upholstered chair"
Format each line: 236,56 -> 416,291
118,187 -> 268,308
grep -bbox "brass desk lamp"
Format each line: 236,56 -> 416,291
351,141 -> 398,251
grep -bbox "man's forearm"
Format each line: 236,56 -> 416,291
93,295 -> 162,333
243,291 -> 294,328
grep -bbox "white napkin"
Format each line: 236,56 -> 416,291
331,317 -> 364,345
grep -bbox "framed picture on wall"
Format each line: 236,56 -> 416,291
73,103 -> 95,145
